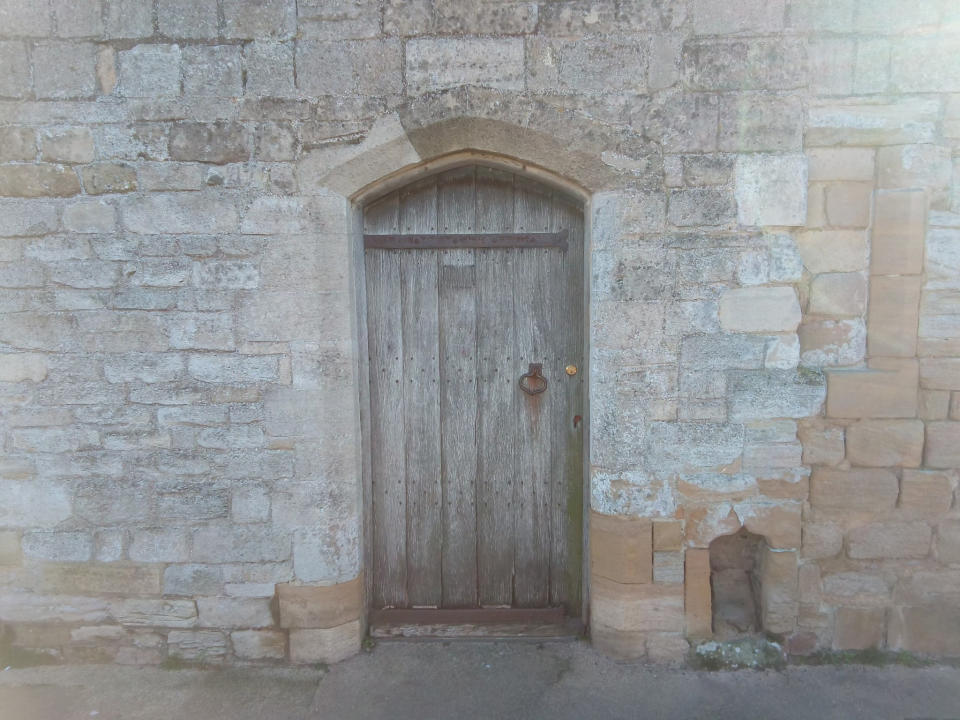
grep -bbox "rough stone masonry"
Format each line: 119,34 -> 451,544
0,0 -> 959,665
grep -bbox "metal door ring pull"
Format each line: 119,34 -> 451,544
519,363 -> 547,395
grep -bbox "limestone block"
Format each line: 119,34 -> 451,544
871,191 -> 926,275
590,512 -> 652,584
118,45 -> 182,98
158,0 -> 218,38
795,230 -> 868,274
292,527 -> 360,585
891,36 -> 960,92
40,129 -> 95,164
667,186 -> 735,226
877,144 -> 951,190
802,522 -> 843,559
924,422 -> 960,469
728,369 -> 825,422
653,521 -> 683,552
0,165 -> 82,198
679,334 -> 766,371
129,528 -> 190,563
33,42 -> 97,99
244,41 -> 296,97
926,228 -> 960,283
684,38 -> 805,91
0,1 -> 51,35
920,359 -> 960,391
799,318 -> 866,367
223,0 -> 296,39
825,358 -> 918,419
80,163 -> 137,194
63,200 -> 117,233
848,522 -> 932,560
197,597 -> 274,628
0,127 -> 36,163
409,38 -> 524,94
685,548 -> 711,637
34,565 -> 162,596
643,92 -> 719,153
936,520 -> 960,564
809,272 -> 866,316
644,422 -> 743,472
719,287 -> 800,332
806,98 -> 939,147
824,183 -> 872,228
182,47 -> 244,97
846,419 -> 924,468
888,606 -> 960,655
0,531 -> 21,565
0,479 -> 72,528
163,565 -> 224,596
0,41 -> 31,98
167,630 -> 228,662
278,577 -> 362,629
806,148 -> 875,182
718,94 -> 801,153
109,599 -> 198,628
810,468 -> 899,512
170,123 -> 250,164
868,276 -> 921,358
296,39 -> 401,96
12,426 -> 100,453
834,607 -> 885,650
106,0 -> 153,38
0,353 -> 48,382
689,0 -> 784,33
231,630 -> 287,660
735,154 -> 807,227
289,620 -> 361,663
104,354 -> 184,384
592,576 -> 684,633
900,471 -> 955,518
191,526 -> 290,564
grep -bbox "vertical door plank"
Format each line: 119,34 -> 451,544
549,196 -> 585,612
475,167 -> 517,606
437,167 -> 479,607
365,193 -> 407,609
399,179 -> 443,607
511,177 -> 554,607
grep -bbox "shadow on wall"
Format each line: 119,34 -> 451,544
710,529 -> 768,639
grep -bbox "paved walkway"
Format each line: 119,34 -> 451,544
3,640 -> 960,720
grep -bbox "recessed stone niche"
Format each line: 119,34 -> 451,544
710,529 -> 766,639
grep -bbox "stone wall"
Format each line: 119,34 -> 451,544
0,0 -> 958,665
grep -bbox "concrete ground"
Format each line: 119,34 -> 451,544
3,640 -> 960,720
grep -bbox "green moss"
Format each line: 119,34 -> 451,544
0,626 -> 59,668
790,649 -> 936,668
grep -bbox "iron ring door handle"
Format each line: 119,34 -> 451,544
519,363 -> 547,395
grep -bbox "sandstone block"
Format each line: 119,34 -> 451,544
646,633 -> 689,663
34,564 -> 162,596
118,45 -> 182,98
645,422 -> 743,472
590,623 -> 646,660
223,0 -> 296,39
924,422 -> 960,469
0,531 -> 21,565
846,419 -> 924,468
278,577 -> 362,629
877,144 -> 951,190
289,620 -> 360,664
849,522 -> 931,560
738,504 -> 801,549
758,548 -> 798,634
0,165 -> 81,198
80,162 -> 137,194
296,39 -> 401,96
936,520 -> 960,564
409,38 -> 524,94
900,471 -> 955,518
592,576 -> 684,633
798,420 -> 845,465
719,287 -> 800,332
802,522 -> 843,559
824,183 -> 872,228
795,230 -> 868,274
810,468 -> 899,512
653,521 -> 683,552
868,275 -> 921,358
822,572 -> 891,607
871,191 -> 926,275
158,0 -> 218,38
920,359 -> 960,391
807,148 -> 875,182
834,607 -> 885,650
809,272 -> 866,316
685,548 -> 711,637
826,359 -> 918,419
653,552 -> 683,584
892,36 -> 960,92
888,606 -> 960,655
231,629 -> 287,660
799,318 -> 866,367
590,512 -> 652,584
735,153 -> 807,227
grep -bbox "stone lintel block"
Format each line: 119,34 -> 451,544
289,619 -> 361,664
684,548 -> 711,638
924,422 -> 960,469
810,468 -> 899,513
278,576 -> 361,629
591,576 -> 684,633
871,190 -> 926,276
590,511 -> 652,584
845,419 -> 924,468
825,358 -> 918,419
653,520 -> 683,552
834,607 -> 885,650
867,275 -> 921,358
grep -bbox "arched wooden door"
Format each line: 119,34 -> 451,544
363,165 -> 584,631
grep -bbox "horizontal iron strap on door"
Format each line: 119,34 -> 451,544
363,229 -> 568,250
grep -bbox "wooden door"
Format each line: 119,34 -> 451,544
363,166 -> 584,620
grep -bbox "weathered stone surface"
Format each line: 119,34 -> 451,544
810,469 -> 899,512
877,144 -> 951,190
163,565 -> 224,596
409,38 -> 524,94
807,148 -> 875,182
806,98 -> 939,146
158,0 -> 218,38
118,45 -> 182,98
795,230 -> 868,274
197,597 -> 274,628
167,630 -> 228,662
33,41 -> 97,99
653,521 -> 683,552
719,287 -> 800,332
590,512 -> 652,585
848,522 -> 931,560
888,606 -> 960,655
822,572 -> 891,607
277,578 -> 362,629
735,154 -> 808,227
924,422 -> 960,469
684,38 -> 805,91
846,420 -> 924,468
296,39 -> 401,95
891,36 -> 960,92
920,359 -> 960,391
834,607 -> 885,650
79,163 -> 137,195
0,165 -> 81,198
936,520 -> 960,564
826,359 -> 919,419
728,370 -> 825,422
592,577 -> 684,632
667,187 -> 735,226
231,629 -> 287,660
899,471 -> 955,518
684,548 -> 711,637
289,620 -> 360,663
809,273 -> 866,316
868,275 -> 921,358
718,95 -> 802,152
170,123 -> 250,163
802,522 -> 843,559
244,41 -> 296,96
182,47 -> 244,97
123,194 -> 238,234
109,599 -> 198,628
223,0 -> 296,39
